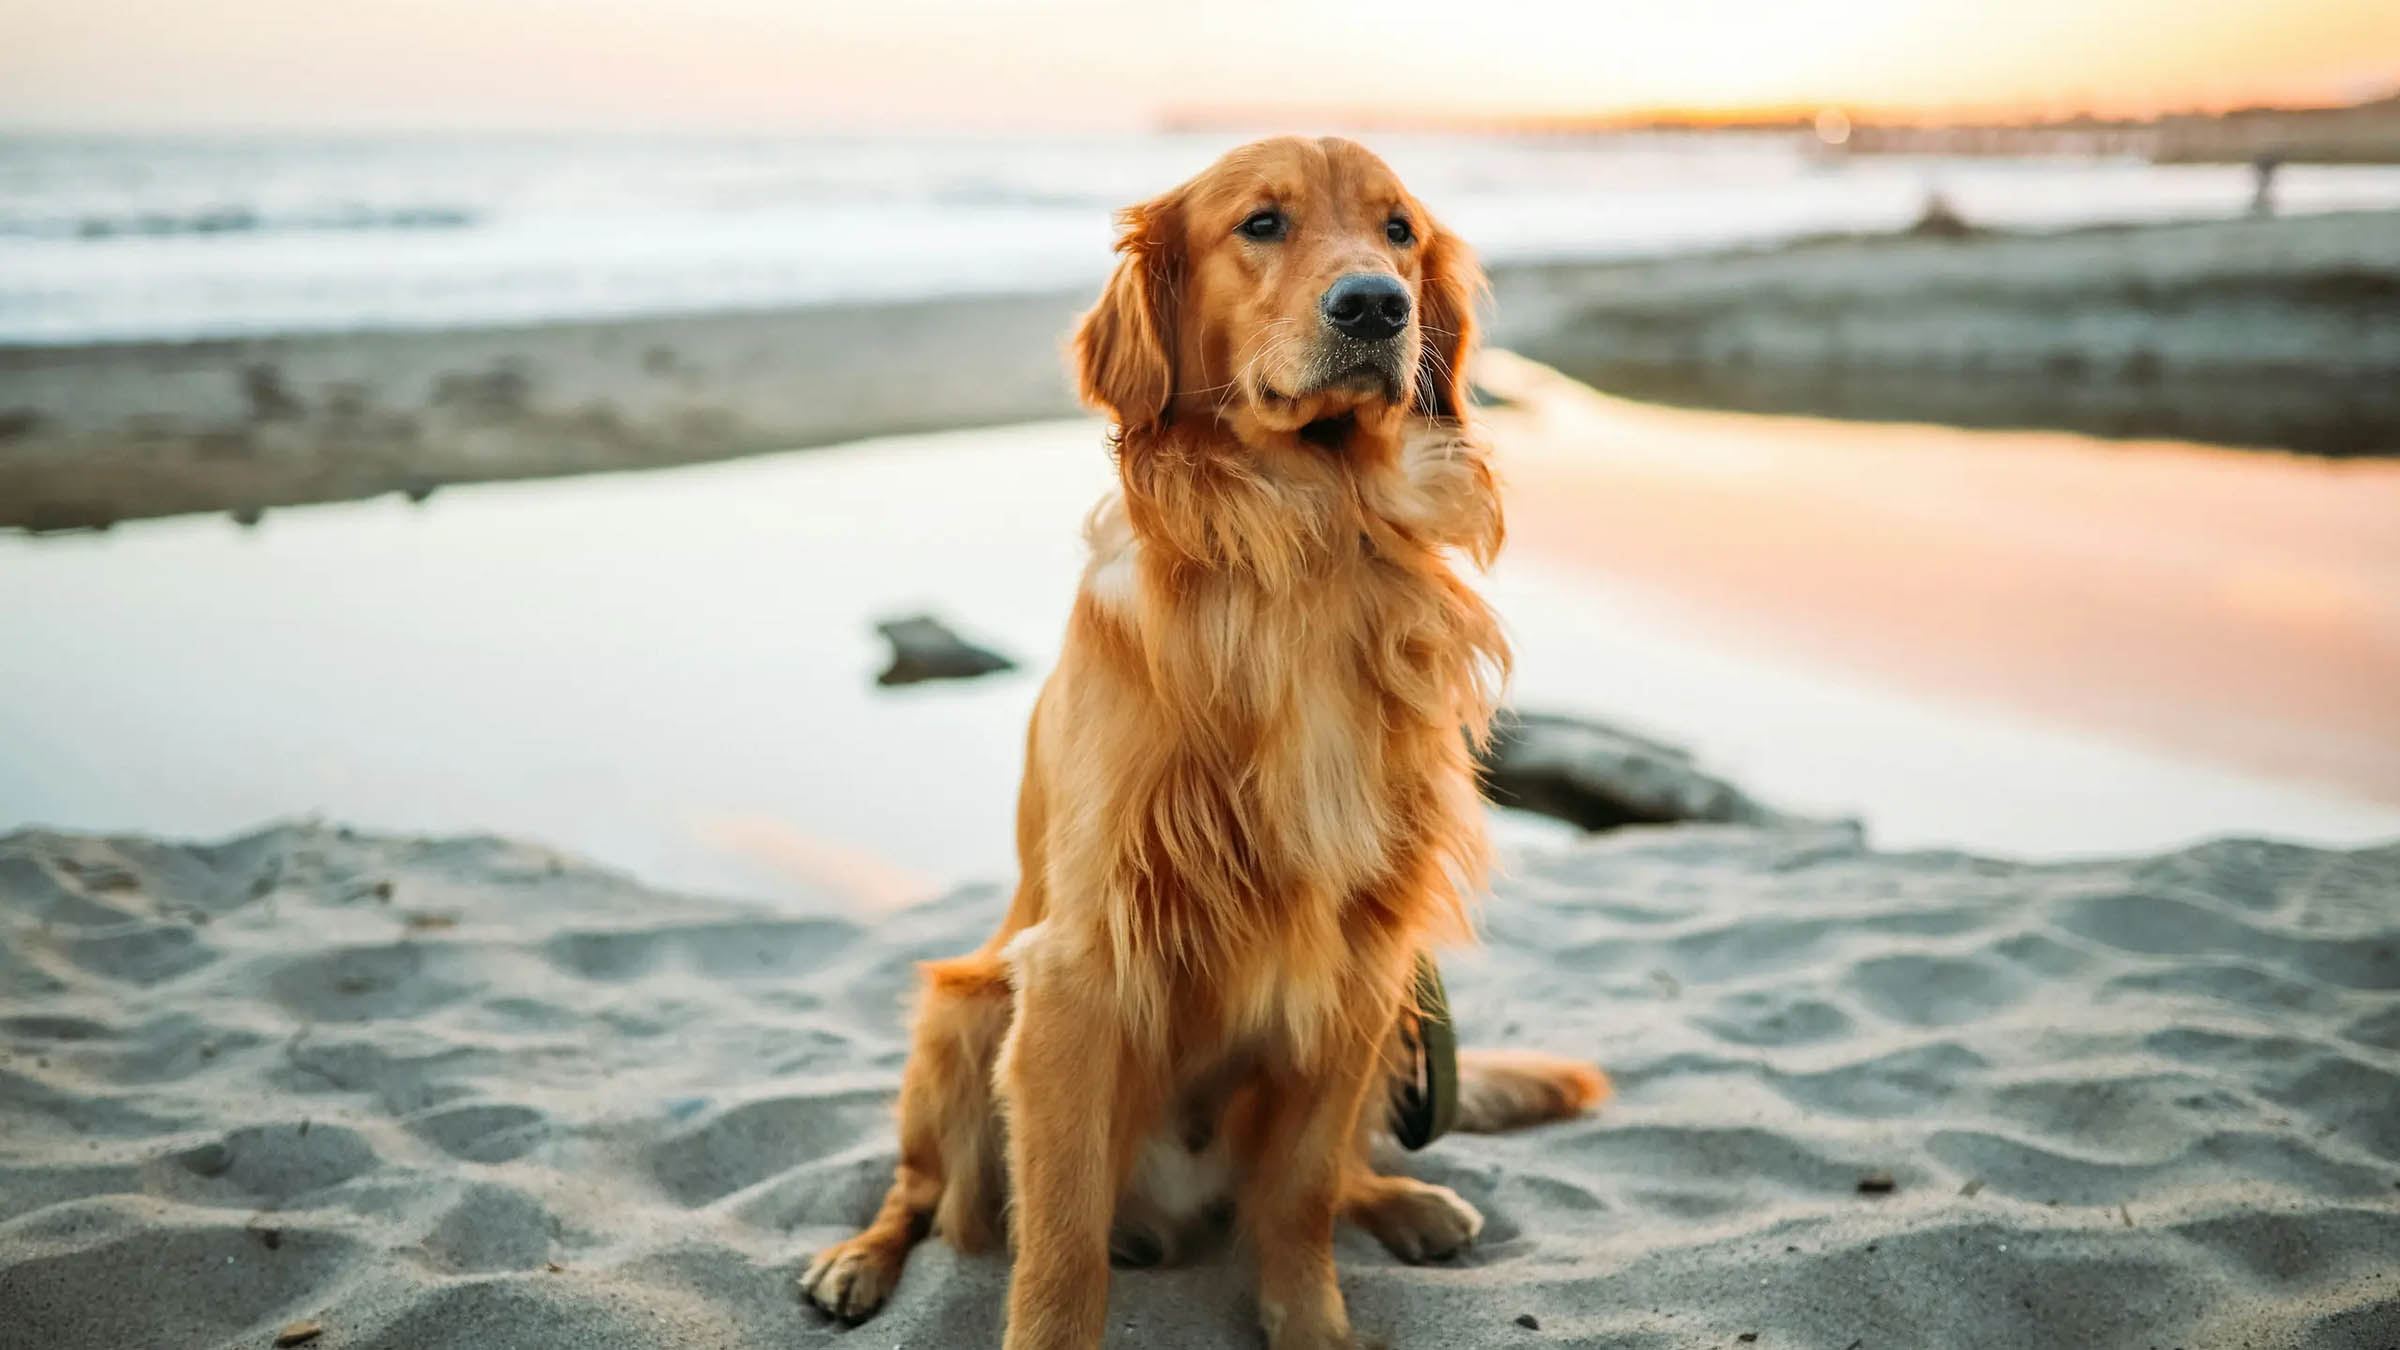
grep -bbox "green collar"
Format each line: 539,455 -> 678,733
1388,953 -> 1458,1151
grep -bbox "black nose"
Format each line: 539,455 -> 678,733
1320,273 -> 1411,342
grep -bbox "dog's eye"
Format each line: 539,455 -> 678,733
1385,216 -> 1415,246
1237,209 -> 1287,241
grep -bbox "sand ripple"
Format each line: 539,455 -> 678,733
3,821 -> 2397,1347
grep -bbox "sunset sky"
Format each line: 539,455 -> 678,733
3,0 -> 2395,132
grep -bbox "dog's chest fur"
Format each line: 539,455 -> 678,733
1088,494 -> 1463,898
1067,436 -> 1501,1060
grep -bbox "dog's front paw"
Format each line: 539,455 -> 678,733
1261,1307 -> 1378,1350
1347,1177 -> 1483,1263
800,1237 -> 904,1324
1268,1327 -> 1387,1350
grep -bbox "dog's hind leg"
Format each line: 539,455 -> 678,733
802,953 -> 1013,1323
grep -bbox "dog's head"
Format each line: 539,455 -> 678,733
1073,136 -> 1481,451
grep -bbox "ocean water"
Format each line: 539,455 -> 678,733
7,132 -> 2400,345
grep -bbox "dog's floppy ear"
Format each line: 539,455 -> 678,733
1073,195 -> 1181,436
1413,216 -> 1484,422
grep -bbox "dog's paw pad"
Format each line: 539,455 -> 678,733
800,1242 -> 901,1323
1353,1180 -> 1483,1264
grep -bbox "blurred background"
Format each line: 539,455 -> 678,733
4,0 -> 2397,905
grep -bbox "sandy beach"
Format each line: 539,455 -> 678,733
6,199 -> 2400,1349
4,395 -> 2399,1347
4,818 -> 2396,1349
12,18 -> 2400,1347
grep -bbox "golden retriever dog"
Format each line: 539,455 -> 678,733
802,136 -> 1607,1350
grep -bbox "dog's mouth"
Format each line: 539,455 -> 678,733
1263,369 -> 1399,403
1260,338 -> 1408,409
1307,356 -> 1404,404
1246,335 -> 1410,447
1258,365 -> 1404,432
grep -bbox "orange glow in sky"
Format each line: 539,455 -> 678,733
3,0 -> 2395,132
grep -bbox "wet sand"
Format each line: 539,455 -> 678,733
1479,351 -> 2400,809
1489,208 -> 2400,458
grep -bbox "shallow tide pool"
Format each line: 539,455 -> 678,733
5,418 -> 2393,911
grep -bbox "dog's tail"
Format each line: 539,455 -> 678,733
1451,1049 -> 1610,1133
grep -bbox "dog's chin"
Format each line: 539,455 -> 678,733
1246,369 -> 1406,440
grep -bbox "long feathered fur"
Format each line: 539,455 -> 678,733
802,137 -> 1602,1350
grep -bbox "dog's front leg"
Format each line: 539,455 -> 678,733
999,949 -> 1149,1350
1236,1007 -> 1393,1350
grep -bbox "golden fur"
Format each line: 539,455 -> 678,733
802,136 -> 1606,1350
